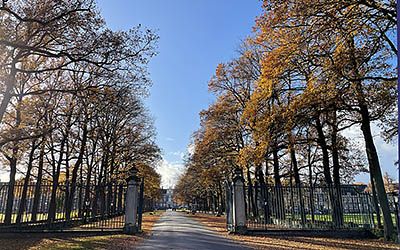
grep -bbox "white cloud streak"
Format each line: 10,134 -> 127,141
156,159 -> 184,188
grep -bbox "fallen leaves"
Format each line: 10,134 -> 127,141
191,213 -> 400,250
0,211 -> 164,250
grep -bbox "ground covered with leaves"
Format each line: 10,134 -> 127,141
191,213 -> 400,250
0,211 -> 163,250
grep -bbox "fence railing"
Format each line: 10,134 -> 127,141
0,182 -> 127,231
244,184 -> 398,230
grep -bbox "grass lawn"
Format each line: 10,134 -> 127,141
248,213 -> 397,228
191,213 -> 400,250
0,211 -> 164,250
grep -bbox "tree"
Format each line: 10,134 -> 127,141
0,0 -> 160,225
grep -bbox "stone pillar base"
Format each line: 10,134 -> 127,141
123,224 -> 138,234
234,225 -> 247,235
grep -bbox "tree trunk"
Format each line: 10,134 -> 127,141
66,116 -> 88,221
64,138 -> 70,221
272,145 -> 285,220
31,138 -> 46,222
307,141 -> 315,224
4,94 -> 22,225
48,122 -> 70,223
370,175 -> 382,228
117,184 -> 123,213
315,114 -> 342,227
217,182 -> 223,216
0,62 -> 17,125
93,145 -> 109,217
330,111 -> 344,227
272,147 -> 282,187
289,142 -> 306,225
78,164 -> 83,217
4,157 -> 17,225
106,140 -> 117,215
347,36 -> 394,239
16,140 -> 38,224
263,156 -> 271,224
359,104 -> 394,238
83,136 -> 98,217
331,111 -> 341,187
315,115 -> 332,185
246,166 -> 256,217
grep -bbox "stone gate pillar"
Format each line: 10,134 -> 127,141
124,167 -> 141,234
232,168 -> 247,234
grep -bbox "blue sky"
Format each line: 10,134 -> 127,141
95,0 -> 398,188
96,0 -> 263,187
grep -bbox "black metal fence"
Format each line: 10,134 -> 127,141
0,182 -> 128,231
243,184 -> 398,231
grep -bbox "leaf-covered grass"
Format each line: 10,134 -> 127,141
0,211 -> 164,250
0,211 -> 80,224
191,213 -> 399,250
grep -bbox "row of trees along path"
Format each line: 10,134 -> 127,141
175,0 -> 398,240
0,0 -> 161,225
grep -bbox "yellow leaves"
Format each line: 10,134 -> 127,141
242,49 -> 253,60
238,142 -> 268,168
215,63 -> 225,79
209,63 -> 229,94
136,162 -> 161,199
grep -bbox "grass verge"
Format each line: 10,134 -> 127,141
0,211 -> 164,250
190,212 -> 400,250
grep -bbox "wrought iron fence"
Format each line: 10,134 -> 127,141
243,184 -> 398,231
0,182 -> 128,231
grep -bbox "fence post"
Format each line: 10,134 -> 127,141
225,180 -> 233,231
232,168 -> 247,234
124,167 -> 140,234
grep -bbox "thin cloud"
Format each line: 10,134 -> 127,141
156,159 -> 184,188
169,151 -> 185,160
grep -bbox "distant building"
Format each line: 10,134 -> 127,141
156,188 -> 177,209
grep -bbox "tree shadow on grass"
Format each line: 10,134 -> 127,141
0,232 -> 142,250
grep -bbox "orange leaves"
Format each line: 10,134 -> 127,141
209,63 -> 228,94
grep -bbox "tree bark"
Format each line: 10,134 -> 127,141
4,157 -> 17,225
347,36 -> 394,239
315,114 -> 342,227
289,141 -> 306,225
4,93 -> 23,225
16,139 -> 38,224
272,145 -> 285,220
359,104 -> 394,238
330,111 -> 344,227
246,166 -> 256,217
315,115 -> 332,185
48,113 -> 72,223
370,175 -> 382,228
106,139 -> 117,215
307,141 -> 316,224
31,138 -> 46,222
66,115 -> 88,221
0,61 -> 17,125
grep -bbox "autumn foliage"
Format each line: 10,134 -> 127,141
176,0 -> 397,240
0,0 -> 161,224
